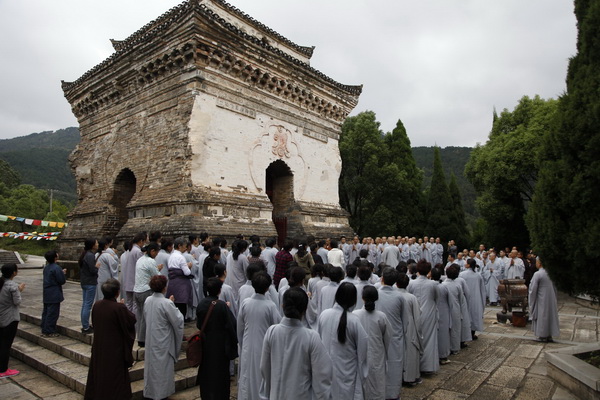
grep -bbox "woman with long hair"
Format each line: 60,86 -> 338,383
353,285 -> 391,398
224,240 -> 249,301
317,282 -> 368,398
79,238 -> 98,334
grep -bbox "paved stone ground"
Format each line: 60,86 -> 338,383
2,261 -> 598,399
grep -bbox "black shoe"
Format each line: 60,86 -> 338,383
460,342 -> 468,349
81,327 -> 94,334
440,358 -> 451,365
471,331 -> 478,340
138,341 -> 145,348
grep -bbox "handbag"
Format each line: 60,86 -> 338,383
186,300 -> 216,367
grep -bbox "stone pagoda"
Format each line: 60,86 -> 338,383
59,0 -> 362,258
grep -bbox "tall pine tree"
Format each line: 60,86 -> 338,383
528,0 -> 600,299
380,119 -> 424,235
425,147 -> 455,242
448,173 -> 470,248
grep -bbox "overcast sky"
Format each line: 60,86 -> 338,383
0,0 -> 577,147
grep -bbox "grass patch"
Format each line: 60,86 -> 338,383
0,238 -> 58,257
575,350 -> 600,368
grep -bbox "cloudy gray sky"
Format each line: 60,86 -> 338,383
0,0 -> 577,147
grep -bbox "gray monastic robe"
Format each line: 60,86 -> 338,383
528,268 -> 560,338
219,282 -> 238,318
435,281 -> 451,358
96,249 -> 119,302
143,293 -> 184,400
317,281 -> 339,316
376,285 -> 404,399
307,277 -> 329,328
381,246 -> 400,268
318,304 -> 369,399
355,280 -> 373,310
407,275 -> 439,373
456,277 -> 473,342
459,269 -> 486,332
481,258 -> 503,302
397,288 -> 423,382
422,243 -> 432,263
184,252 -> 202,320
442,279 -> 465,353
154,249 -> 171,280
237,294 -> 281,400
260,317 -> 332,400
353,307 -> 392,400
225,252 -> 249,302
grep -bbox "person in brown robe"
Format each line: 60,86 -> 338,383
85,278 -> 136,400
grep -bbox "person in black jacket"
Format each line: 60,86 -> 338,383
41,250 -> 67,337
196,277 -> 237,400
79,238 -> 98,334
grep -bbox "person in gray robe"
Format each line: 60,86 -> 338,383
237,272 -> 281,400
407,261 -> 439,374
354,264 -> 373,310
422,237 -> 432,264
433,238 -> 444,266
459,259 -> 486,339
455,275 -> 473,345
353,285 -> 391,400
317,283 -> 368,399
431,268 -> 451,363
143,275 -> 184,400
442,265 -> 466,354
504,249 -> 526,279
376,267 -> 404,400
397,273 -> 423,384
95,238 -> 119,302
184,245 -> 202,321
528,258 -> 560,342
215,264 -> 238,318
482,252 -> 503,305
123,232 -> 147,314
316,267 -> 343,316
381,238 -> 400,268
224,240 -> 250,302
260,287 -> 332,399
154,239 -> 172,280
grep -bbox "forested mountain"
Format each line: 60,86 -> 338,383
412,146 -> 476,221
0,127 -> 80,204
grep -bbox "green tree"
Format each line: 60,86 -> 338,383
528,0 -> 600,299
448,173 -> 470,248
339,113 -> 425,237
465,95 -> 558,250
0,160 -> 21,189
425,147 -> 455,242
380,120 -> 424,235
339,111 -> 385,234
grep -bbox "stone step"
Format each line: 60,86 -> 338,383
19,310 -> 198,361
10,336 -> 200,399
0,250 -> 22,264
16,319 -> 193,380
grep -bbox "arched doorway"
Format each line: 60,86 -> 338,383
266,160 -> 293,247
106,168 -> 136,236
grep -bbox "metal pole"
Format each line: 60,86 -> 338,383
49,189 -> 53,213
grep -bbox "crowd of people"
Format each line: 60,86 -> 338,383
0,231 -> 560,399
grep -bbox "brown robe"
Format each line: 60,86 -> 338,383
84,298 -> 136,400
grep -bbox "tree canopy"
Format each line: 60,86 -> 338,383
339,111 -> 423,237
465,95 -> 558,250
528,0 -> 600,299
